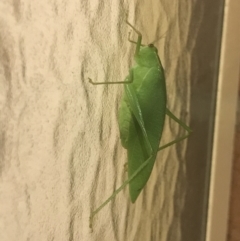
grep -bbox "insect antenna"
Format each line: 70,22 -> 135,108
150,30 -> 168,45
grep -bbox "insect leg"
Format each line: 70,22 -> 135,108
88,68 -> 134,85
157,108 -> 192,151
89,153 -> 153,230
125,20 -> 142,56
128,31 -> 145,46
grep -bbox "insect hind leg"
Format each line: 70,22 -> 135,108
157,108 -> 192,151
89,153 -> 153,230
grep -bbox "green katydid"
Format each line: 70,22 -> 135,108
88,20 -> 192,229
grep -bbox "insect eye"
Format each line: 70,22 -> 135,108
148,44 -> 154,48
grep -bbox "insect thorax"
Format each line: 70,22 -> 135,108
135,45 -> 162,68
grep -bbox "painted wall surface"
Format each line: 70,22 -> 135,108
0,1 -> 224,240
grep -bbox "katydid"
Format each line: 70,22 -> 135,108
88,20 -> 192,229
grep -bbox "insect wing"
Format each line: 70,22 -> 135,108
125,67 -> 167,202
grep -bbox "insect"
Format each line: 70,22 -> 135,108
88,20 -> 192,229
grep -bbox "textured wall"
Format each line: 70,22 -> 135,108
0,1 -> 224,241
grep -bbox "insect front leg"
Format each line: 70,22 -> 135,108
125,20 -> 142,56
127,31 -> 145,47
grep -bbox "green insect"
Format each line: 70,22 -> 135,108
88,20 -> 192,229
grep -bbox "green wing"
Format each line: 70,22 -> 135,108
118,66 -> 166,202
118,98 -> 132,149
